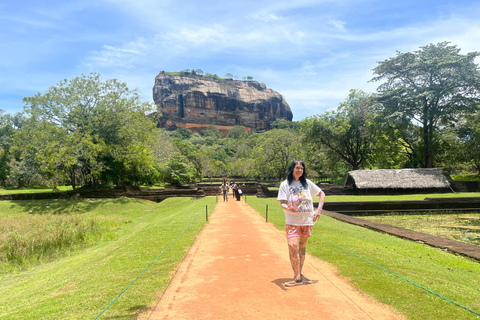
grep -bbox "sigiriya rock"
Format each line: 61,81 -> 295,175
152,72 -> 293,134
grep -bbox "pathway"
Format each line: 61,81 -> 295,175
140,197 -> 405,320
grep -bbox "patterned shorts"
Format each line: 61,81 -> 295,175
285,225 -> 313,239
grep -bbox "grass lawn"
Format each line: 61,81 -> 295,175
246,196 -> 480,320
0,185 -> 169,194
0,186 -> 73,194
360,212 -> 480,246
0,197 -> 216,320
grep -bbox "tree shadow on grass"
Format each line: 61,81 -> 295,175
101,304 -> 149,319
10,196 -> 143,215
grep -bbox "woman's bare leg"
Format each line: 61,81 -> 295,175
299,235 -> 308,276
287,236 -> 301,280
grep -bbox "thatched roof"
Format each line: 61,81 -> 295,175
346,168 -> 451,189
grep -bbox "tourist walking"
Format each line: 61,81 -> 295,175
235,184 -> 241,201
221,179 -> 229,202
277,160 -> 325,287
231,182 -> 238,200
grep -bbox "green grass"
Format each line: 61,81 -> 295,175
451,175 -> 480,181
246,197 -> 480,320
360,212 -> 480,246
0,197 -> 216,320
0,186 -> 73,194
0,213 -> 122,272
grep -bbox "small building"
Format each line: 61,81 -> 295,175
345,168 -> 453,195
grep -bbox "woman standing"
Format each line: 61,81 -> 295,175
277,160 -> 325,287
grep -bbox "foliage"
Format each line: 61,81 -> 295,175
300,89 -> 379,170
455,106 -> 480,173
0,112 -> 27,187
451,174 -> 480,181
270,118 -> 298,130
251,128 -> 304,179
20,73 -> 158,188
227,125 -> 249,140
371,42 -> 480,168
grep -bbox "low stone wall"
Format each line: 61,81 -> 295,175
450,181 -> 480,192
201,183 -> 259,197
0,188 -> 203,202
322,197 -> 480,215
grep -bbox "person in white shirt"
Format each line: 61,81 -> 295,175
277,160 -> 325,287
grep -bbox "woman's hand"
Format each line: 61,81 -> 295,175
313,204 -> 323,222
281,202 -> 296,215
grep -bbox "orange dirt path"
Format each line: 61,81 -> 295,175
140,197 -> 406,320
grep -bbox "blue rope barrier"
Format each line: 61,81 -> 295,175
261,201 -> 480,317
94,204 -> 210,319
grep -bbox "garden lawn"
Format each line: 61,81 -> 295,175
246,196 -> 480,320
0,186 -> 73,194
360,212 -> 480,246
0,196 -> 216,320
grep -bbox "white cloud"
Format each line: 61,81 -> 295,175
249,11 -> 283,22
3,0 -> 480,120
328,19 -> 346,32
168,25 -> 229,47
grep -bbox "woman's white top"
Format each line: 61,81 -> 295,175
277,179 -> 322,226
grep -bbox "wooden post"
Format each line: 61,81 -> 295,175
266,204 -> 268,222
206,205 -> 208,222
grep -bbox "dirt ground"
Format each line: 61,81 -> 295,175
139,196 -> 407,320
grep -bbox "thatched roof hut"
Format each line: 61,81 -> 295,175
345,168 -> 452,194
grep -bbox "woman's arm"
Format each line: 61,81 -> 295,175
279,200 -> 294,213
313,190 -> 325,221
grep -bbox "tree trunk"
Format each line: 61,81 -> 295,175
423,119 -> 434,168
69,170 -> 76,190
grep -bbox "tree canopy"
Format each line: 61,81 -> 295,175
301,90 -> 378,170
371,41 -> 480,168
20,73 -> 157,188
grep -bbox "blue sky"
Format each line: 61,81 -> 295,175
2,0 -> 480,121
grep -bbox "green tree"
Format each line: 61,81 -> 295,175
371,42 -> 480,168
456,106 -> 480,173
170,128 -> 192,140
301,90 -> 378,170
172,138 -> 202,181
159,152 -> 196,185
21,73 -> 157,187
270,118 -> 297,130
0,113 -> 14,186
251,129 -> 303,179
227,126 -> 249,140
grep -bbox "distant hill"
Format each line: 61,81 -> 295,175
152,72 -> 293,134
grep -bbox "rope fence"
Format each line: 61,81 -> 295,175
262,202 -> 480,317
94,202 -> 213,319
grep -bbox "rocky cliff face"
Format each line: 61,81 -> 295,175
152,73 -> 293,134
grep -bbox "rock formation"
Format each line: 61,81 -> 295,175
152,73 -> 293,134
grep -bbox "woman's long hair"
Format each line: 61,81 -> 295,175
286,160 -> 308,188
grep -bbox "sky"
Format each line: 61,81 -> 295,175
2,0 -> 480,121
